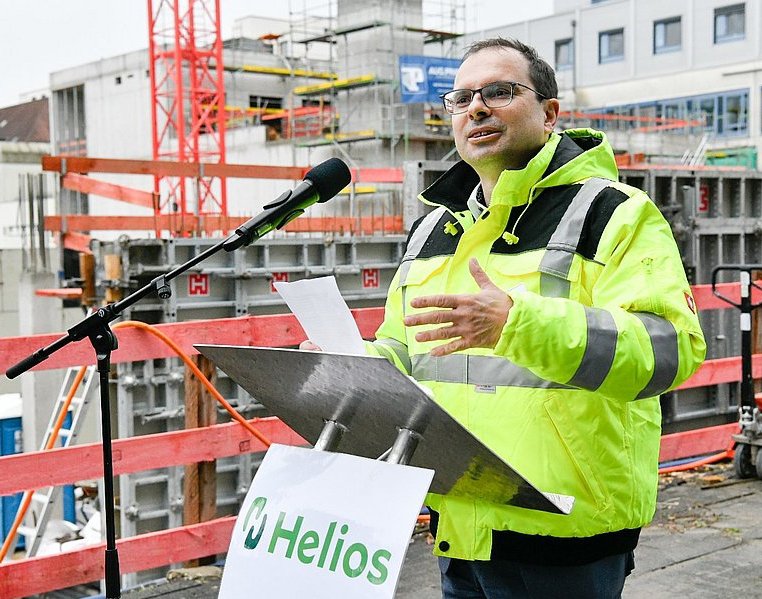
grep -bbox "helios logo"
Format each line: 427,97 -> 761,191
241,497 -> 391,585
243,496 -> 268,549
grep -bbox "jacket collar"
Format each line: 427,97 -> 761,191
490,132 -> 561,207
419,128 -> 618,211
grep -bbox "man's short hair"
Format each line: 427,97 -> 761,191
462,37 -> 558,101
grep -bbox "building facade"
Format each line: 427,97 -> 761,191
46,2 -> 462,232
463,0 -> 762,166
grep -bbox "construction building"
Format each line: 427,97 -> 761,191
1,1 -> 467,591
45,1 -> 461,233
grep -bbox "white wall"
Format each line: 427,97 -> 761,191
693,0 -> 760,67
84,61 -> 153,160
574,1 -> 632,87
463,0 -> 761,94
232,15 -> 290,39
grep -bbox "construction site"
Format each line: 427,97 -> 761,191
2,0 -> 762,597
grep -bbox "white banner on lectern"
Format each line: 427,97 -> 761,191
219,444 -> 434,599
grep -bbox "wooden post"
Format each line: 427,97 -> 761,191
103,254 -> 122,302
78,252 -> 96,308
183,354 -> 218,567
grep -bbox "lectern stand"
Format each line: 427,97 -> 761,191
196,345 -> 573,515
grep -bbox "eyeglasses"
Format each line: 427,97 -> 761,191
440,81 -> 548,115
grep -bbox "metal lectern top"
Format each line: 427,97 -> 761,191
195,344 -> 573,515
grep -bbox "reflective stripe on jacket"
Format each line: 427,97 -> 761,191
367,129 -> 706,561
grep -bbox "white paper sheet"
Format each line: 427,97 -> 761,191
219,445 -> 434,599
274,276 -> 366,354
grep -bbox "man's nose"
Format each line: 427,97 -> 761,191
467,91 -> 491,117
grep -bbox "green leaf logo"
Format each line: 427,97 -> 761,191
242,496 -> 268,550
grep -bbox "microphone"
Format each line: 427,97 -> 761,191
223,157 -> 351,251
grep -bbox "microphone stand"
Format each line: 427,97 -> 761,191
6,225 -> 274,598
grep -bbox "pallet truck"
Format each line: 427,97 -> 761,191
712,265 -> 762,478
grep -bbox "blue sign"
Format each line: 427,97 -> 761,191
399,55 -> 460,104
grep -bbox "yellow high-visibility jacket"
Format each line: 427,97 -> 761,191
368,129 -> 706,561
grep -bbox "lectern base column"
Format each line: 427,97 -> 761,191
314,419 -> 346,451
386,428 -> 422,465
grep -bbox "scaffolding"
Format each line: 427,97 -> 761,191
178,0 -> 466,194
289,2 -> 463,162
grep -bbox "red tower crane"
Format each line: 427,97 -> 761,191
147,0 -> 228,235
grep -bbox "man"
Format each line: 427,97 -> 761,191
364,38 -> 706,598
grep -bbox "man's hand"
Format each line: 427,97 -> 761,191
403,258 -> 512,357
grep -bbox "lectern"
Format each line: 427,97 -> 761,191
196,345 -> 574,515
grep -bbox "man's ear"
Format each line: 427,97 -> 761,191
543,98 -> 560,133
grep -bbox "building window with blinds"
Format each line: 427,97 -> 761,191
599,28 -> 624,64
654,17 -> 681,54
714,4 -> 745,43
555,38 -> 574,70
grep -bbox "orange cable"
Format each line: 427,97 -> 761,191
658,435 -> 737,474
111,321 -> 271,447
658,450 -> 732,474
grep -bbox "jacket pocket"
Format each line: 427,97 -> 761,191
397,256 -> 448,289
398,257 -> 449,320
542,394 -> 609,512
486,252 -> 544,295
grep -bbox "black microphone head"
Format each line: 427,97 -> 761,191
304,157 -> 352,203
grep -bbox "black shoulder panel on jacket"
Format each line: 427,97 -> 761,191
577,186 -> 630,259
542,134 -> 585,180
404,215 -> 424,255
491,185 -> 580,255
491,184 -> 629,260
419,161 -> 480,212
406,186 -> 630,262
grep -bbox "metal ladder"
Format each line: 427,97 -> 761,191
12,366 -> 97,557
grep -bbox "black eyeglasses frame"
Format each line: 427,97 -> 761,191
440,81 -> 548,115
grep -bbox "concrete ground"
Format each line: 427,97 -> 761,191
399,462 -> 762,598
117,461 -> 762,598
624,462 -> 762,598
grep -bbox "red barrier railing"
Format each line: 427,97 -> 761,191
0,308 -> 384,373
0,419 -> 305,598
0,283 -> 758,596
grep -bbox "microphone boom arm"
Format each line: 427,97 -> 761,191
3,157 -> 350,599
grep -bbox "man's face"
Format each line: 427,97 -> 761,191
451,47 -> 557,174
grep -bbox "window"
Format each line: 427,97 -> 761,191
699,98 -> 716,132
584,89 -> 748,139
555,38 -> 574,70
250,95 -> 283,137
599,28 -> 624,63
714,4 -> 745,43
654,17 -> 681,54
663,102 -> 681,122
718,93 -> 747,134
249,95 -> 282,111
